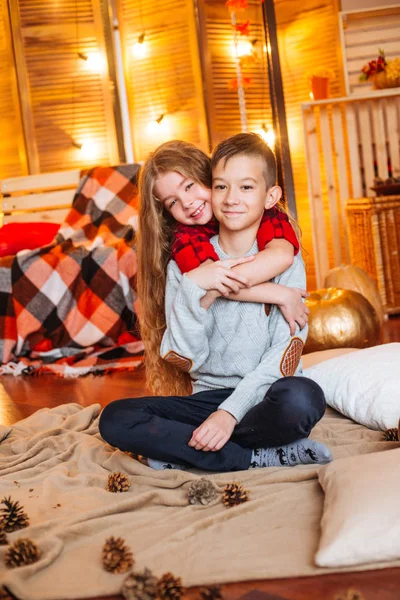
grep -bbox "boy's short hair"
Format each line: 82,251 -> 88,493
211,132 -> 277,189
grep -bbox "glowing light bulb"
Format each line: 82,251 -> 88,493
80,139 -> 101,158
73,138 -> 102,160
78,51 -> 106,74
86,52 -> 106,73
257,125 -> 276,148
146,115 -> 170,136
132,34 -> 147,59
231,40 -> 253,58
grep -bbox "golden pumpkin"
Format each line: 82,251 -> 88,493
304,288 -> 381,354
324,264 -> 385,325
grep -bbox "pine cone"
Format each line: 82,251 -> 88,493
107,472 -> 131,493
0,525 -> 8,545
121,567 -> 158,600
199,586 -> 223,600
102,536 -> 134,574
156,572 -> 184,600
125,451 -> 147,465
5,538 -> 40,568
188,479 -> 218,506
222,482 -> 249,508
0,497 -> 29,533
382,427 -> 399,442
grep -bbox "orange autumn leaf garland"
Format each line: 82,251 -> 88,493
226,0 -> 248,10
235,20 -> 250,35
229,76 -> 252,90
225,0 -> 264,123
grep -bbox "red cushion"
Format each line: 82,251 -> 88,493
0,222 -> 60,257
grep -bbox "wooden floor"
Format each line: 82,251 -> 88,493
1,316 -> 400,600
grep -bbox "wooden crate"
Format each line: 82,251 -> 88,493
346,195 -> 400,314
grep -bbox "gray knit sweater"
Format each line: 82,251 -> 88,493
160,236 -> 308,422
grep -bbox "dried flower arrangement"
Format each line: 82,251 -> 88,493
360,49 -> 400,89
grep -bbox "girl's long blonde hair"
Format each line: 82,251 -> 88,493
137,140 -> 212,396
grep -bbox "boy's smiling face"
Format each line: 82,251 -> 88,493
154,171 -> 213,226
212,154 -> 272,233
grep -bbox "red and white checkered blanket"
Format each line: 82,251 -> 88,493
0,164 -> 144,377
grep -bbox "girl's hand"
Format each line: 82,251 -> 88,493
188,410 -> 237,451
186,256 -> 255,296
279,287 -> 310,336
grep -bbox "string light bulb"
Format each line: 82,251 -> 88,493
72,139 -> 101,159
232,39 -> 253,58
77,51 -> 105,73
147,113 -> 170,136
133,33 -> 147,59
258,124 -> 276,147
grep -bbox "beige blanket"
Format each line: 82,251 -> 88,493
1,403 -> 400,600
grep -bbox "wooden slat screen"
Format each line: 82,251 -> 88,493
274,0 -> 345,290
340,6 -> 400,96
0,0 -> 27,179
116,0 -> 209,161
197,0 -> 273,147
9,0 -> 120,174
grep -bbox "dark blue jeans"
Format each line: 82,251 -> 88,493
99,376 -> 325,472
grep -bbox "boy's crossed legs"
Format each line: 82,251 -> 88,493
99,376 -> 331,472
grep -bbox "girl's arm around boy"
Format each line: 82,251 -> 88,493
160,255 -> 254,372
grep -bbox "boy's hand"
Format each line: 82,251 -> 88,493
279,287 -> 310,336
186,256 -> 254,296
188,410 -> 237,452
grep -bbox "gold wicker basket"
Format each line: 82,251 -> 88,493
346,195 -> 400,315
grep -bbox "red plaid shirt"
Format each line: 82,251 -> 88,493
171,207 -> 299,273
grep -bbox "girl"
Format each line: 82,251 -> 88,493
135,140 -> 308,397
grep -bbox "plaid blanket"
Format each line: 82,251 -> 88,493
0,164 -> 144,377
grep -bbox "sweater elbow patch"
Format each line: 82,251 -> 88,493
280,337 -> 304,376
163,350 -> 193,373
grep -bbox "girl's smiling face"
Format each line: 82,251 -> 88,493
154,171 -> 213,226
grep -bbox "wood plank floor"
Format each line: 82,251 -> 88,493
1,316 -> 400,600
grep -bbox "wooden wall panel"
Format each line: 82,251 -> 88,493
0,0 -> 27,179
9,0 -> 120,174
275,0 -> 345,290
116,0 -> 209,161
197,0 -> 273,147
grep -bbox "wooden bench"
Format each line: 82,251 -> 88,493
0,170 -> 81,226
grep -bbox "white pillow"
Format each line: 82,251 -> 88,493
303,343 -> 400,430
316,447 -> 400,567
302,347 -> 357,369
